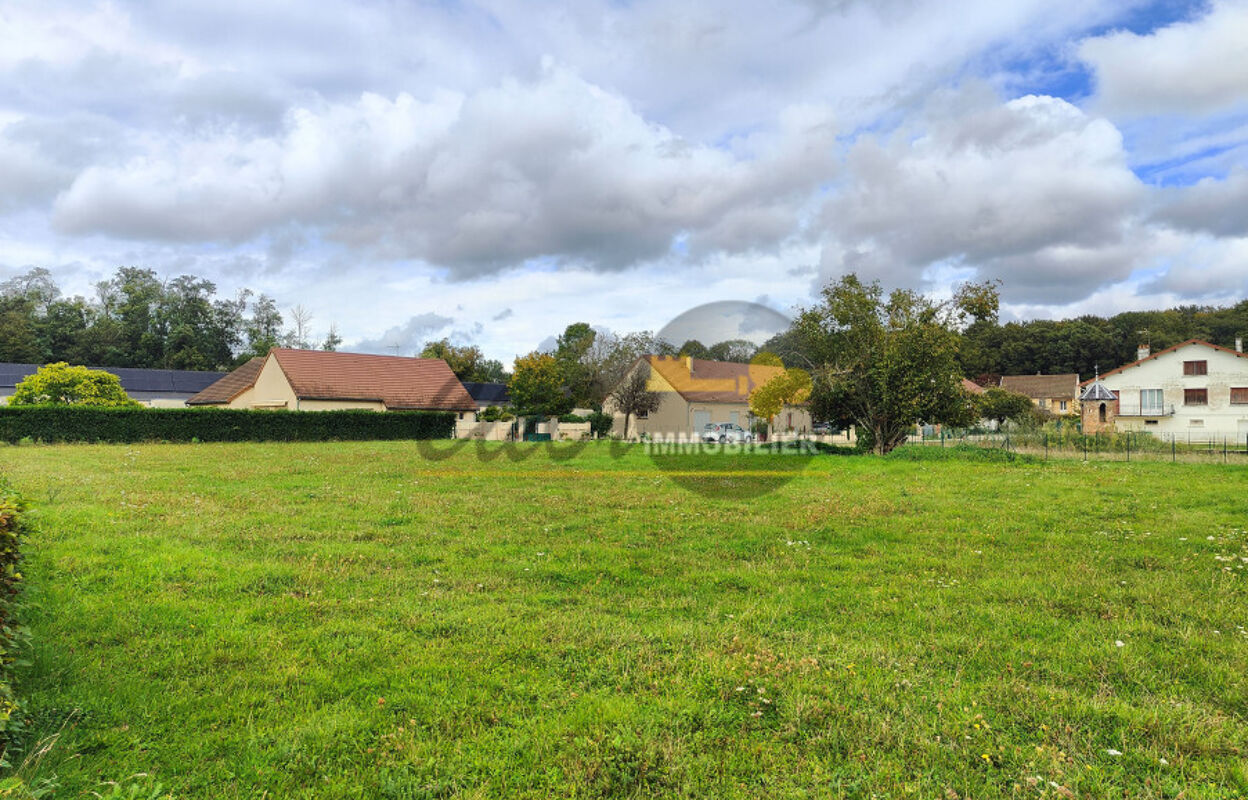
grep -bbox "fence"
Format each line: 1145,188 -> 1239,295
914,428 -> 1248,464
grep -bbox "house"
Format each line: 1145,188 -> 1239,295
999,373 -> 1080,415
1079,339 -> 1248,442
461,382 -> 510,412
187,348 -> 477,415
1,362 -> 227,407
605,355 -> 812,438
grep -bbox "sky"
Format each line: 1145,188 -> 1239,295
2,0 -> 1247,362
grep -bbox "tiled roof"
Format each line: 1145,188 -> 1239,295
186,358 -> 266,405
1079,339 -> 1248,385
272,349 -> 476,411
999,373 -> 1079,400
644,355 -> 789,403
962,378 -> 986,395
1081,381 -> 1116,401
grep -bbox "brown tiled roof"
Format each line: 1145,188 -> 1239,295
187,357 -> 265,405
961,378 -> 986,395
644,355 -> 789,403
272,349 -> 477,411
999,373 -> 1079,400
1079,339 -> 1248,385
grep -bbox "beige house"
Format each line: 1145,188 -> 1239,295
605,355 -> 812,439
999,373 -> 1080,415
1080,339 -> 1248,442
188,349 -> 477,415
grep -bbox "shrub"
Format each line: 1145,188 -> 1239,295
0,477 -> 29,769
478,406 -> 514,423
587,412 -> 613,438
9,364 -> 138,408
0,407 -> 454,444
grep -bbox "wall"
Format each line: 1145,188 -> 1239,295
456,419 -> 514,440
1101,344 -> 1248,442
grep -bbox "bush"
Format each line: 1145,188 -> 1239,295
0,477 -> 30,768
587,412 -> 613,438
478,406 -> 514,423
0,407 -> 454,444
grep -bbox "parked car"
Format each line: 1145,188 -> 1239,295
812,421 -> 835,435
701,422 -> 753,443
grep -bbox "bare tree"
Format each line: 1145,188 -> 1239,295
286,304 -> 314,349
608,366 -> 662,439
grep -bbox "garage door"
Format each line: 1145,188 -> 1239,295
693,410 -> 711,435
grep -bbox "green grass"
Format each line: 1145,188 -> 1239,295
0,441 -> 1246,799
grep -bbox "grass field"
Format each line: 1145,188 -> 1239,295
0,441 -> 1245,798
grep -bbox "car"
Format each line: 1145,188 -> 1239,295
701,422 -> 753,443
812,421 -> 835,435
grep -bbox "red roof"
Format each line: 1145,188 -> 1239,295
961,378 -> 986,395
190,349 -> 476,411
1079,339 -> 1248,386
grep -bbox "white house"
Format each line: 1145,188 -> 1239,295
1079,339 -> 1248,443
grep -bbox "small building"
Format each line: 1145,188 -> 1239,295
187,348 -> 477,415
999,373 -> 1080,415
605,355 -> 812,438
461,382 -> 511,412
1079,339 -> 1248,442
1,362 -> 226,407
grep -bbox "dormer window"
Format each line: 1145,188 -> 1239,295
1183,360 -> 1207,376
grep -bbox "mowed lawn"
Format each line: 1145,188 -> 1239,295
1,442 -> 1246,799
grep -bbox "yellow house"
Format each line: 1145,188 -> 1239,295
999,373 -> 1081,415
605,355 -> 812,438
188,349 -> 477,415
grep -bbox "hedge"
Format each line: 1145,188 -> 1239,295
0,477 -> 28,768
0,406 -> 455,444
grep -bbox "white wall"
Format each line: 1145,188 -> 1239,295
1101,343 -> 1248,442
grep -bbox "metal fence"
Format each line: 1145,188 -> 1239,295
914,429 -> 1248,464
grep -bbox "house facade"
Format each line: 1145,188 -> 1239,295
999,373 -> 1080,415
605,355 -> 812,439
1079,339 -> 1248,442
188,349 -> 477,415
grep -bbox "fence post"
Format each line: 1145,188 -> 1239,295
941,429 -> 945,448
1044,433 -> 1048,461
1126,431 -> 1130,462
1083,434 -> 1088,462
1224,437 -> 1228,464
1172,436 -> 1176,463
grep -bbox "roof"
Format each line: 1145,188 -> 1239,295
1079,339 -> 1248,385
191,349 -> 477,411
999,373 -> 1079,400
643,355 -> 788,403
2,362 -> 226,395
187,358 -> 266,405
1081,381 -> 1117,402
962,378 -> 986,395
461,382 -> 510,404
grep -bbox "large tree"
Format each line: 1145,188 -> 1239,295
748,363 -> 812,437
508,351 -> 573,417
553,322 -> 597,407
420,339 -> 507,383
794,274 -> 985,454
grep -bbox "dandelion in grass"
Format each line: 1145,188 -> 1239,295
1105,748 -> 1122,756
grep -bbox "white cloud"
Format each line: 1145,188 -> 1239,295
1079,1 -> 1248,117
818,90 -> 1147,302
1152,167 -> 1248,237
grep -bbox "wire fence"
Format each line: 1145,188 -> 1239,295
913,428 -> 1248,464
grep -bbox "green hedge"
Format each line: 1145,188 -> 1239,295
0,477 -> 29,768
0,406 -> 455,444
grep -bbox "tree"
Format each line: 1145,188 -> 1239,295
321,323 -> 343,352
508,351 -> 573,416
243,293 -> 284,359
976,387 -> 1038,428
748,364 -> 812,437
678,339 -> 711,359
9,362 -> 139,407
608,367 -> 662,439
707,339 -> 756,363
553,322 -> 598,408
419,339 -> 506,383
285,305 -> 314,350
794,274 -> 989,455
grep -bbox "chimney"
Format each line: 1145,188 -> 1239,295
1137,344 -> 1150,361
1237,337 -> 1244,354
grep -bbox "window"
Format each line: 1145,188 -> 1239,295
1183,360 -> 1208,375
1059,400 -> 1068,412
1140,388 -> 1163,414
1232,387 -> 1248,405
1184,388 -> 1207,405
1038,398 -> 1048,409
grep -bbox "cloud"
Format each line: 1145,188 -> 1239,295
1079,1 -> 1248,117
491,308 -> 514,321
50,66 -> 839,278
818,90 -> 1147,302
352,312 -> 453,355
1151,168 -> 1248,237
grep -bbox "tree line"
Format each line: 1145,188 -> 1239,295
0,267 -> 341,371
